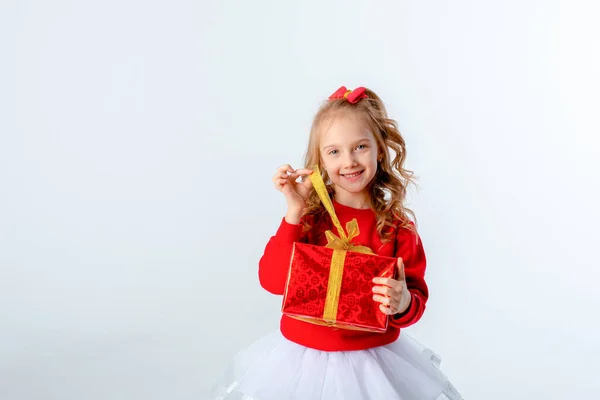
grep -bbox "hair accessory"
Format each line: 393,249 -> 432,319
328,86 -> 368,104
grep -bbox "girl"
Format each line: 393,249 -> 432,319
210,86 -> 462,399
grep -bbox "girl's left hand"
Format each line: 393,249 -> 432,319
372,257 -> 412,315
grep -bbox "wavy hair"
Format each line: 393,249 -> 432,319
302,87 -> 417,242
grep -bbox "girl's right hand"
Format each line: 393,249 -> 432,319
272,164 -> 314,213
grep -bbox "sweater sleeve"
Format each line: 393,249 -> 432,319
389,224 -> 429,328
258,218 -> 305,295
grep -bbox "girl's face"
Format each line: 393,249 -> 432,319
319,114 -> 379,206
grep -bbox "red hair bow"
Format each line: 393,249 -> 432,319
328,86 -> 368,104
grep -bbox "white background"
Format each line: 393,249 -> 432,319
1,0 -> 599,399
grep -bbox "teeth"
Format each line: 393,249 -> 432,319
344,171 -> 362,178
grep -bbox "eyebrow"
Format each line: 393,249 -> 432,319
321,138 -> 372,151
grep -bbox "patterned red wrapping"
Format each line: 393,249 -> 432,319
282,242 -> 397,332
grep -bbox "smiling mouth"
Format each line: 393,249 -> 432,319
341,170 -> 364,178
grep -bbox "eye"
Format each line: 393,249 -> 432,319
328,149 -> 338,155
356,144 -> 367,150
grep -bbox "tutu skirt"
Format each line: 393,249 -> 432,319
209,331 -> 462,400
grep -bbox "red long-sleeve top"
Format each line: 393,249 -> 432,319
258,200 -> 428,351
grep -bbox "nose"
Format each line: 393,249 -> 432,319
343,152 -> 358,168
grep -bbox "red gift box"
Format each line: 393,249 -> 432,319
282,242 -> 396,332
281,165 -> 397,333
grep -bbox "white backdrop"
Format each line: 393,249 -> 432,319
1,1 -> 599,399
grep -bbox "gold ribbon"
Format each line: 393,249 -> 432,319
307,165 -> 374,323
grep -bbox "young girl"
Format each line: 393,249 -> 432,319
210,86 -> 462,399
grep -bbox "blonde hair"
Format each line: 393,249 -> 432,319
302,87 -> 417,242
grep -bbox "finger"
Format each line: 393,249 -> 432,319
379,303 -> 394,315
287,172 -> 302,181
294,168 -> 314,175
372,285 -> 393,296
372,294 -> 391,306
277,164 -> 295,174
372,277 -> 395,286
301,176 -> 314,188
273,174 -> 287,182
273,171 -> 291,182
397,257 -> 406,281
288,169 -> 314,181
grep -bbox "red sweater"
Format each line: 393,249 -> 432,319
258,201 -> 428,351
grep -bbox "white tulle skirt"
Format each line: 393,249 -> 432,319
209,331 -> 462,400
